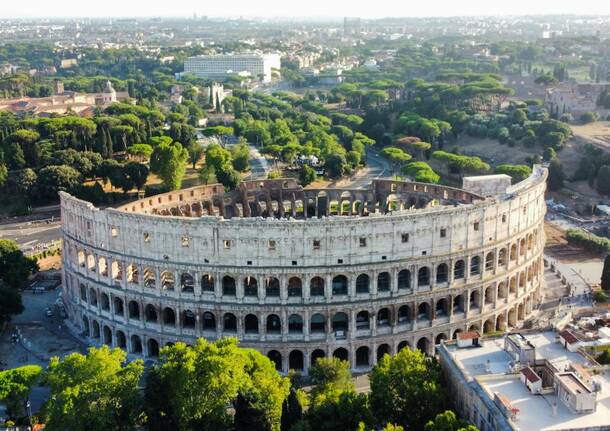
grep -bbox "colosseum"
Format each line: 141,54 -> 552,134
60,165 -> 547,374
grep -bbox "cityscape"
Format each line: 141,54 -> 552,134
1,2 -> 610,431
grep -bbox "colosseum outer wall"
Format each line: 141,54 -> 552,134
60,166 -> 547,374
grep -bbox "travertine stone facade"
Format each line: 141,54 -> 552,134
60,166 -> 547,374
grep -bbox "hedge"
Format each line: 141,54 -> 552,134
566,228 -> 610,254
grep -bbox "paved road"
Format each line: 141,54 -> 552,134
330,147 -> 393,189
245,145 -> 271,180
0,219 -> 62,251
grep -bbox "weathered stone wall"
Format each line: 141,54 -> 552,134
60,166 -> 548,374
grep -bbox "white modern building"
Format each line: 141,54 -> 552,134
183,53 -> 281,83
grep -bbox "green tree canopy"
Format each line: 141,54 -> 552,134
0,365 -> 42,421
494,164 -> 532,183
150,141 -> 188,190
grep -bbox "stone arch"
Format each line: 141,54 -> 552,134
397,305 -> 411,324
468,323 -> 480,332
77,249 -> 85,267
130,335 -> 142,354
79,284 -> 87,301
288,314 -> 304,334
498,282 -> 508,299
485,252 -> 495,271
201,274 -> 214,292
510,244 -> 517,261
310,276 -> 325,297
310,313 -> 325,333
333,347 -> 349,362
355,346 -> 370,367
454,260 -> 466,279
453,294 -> 464,313
484,318 -> 495,334
484,286 -> 494,304
245,314 -> 259,333
267,314 -> 281,334
355,274 -> 370,294
86,253 -> 95,271
222,276 -> 236,296
81,316 -> 90,336
89,288 -> 98,307
113,297 -> 124,316
397,269 -> 411,290
470,256 -> 480,276
356,310 -> 370,330
377,344 -> 390,362
332,312 -> 349,333
128,300 -> 140,320
435,333 -> 448,345
143,267 -> 156,288
289,350 -> 304,371
469,290 -> 480,309
202,311 -> 216,330
377,308 -> 391,327
418,267 -> 430,287
181,273 -> 194,293
161,271 -> 175,290
509,276 -> 517,294
243,276 -> 258,297
288,277 -> 303,297
452,328 -> 462,339
100,292 -> 110,311
496,314 -> 506,332
111,261 -> 123,281
436,263 -> 448,284
520,238 -> 526,256
268,350 -> 282,371
266,277 -> 280,297
127,264 -> 138,284
98,257 -> 108,276
498,248 -> 507,266
332,275 -> 348,295
103,325 -> 112,345
224,313 -> 237,332
115,330 -> 126,348
147,339 -> 160,357
417,302 -> 431,320
311,349 -> 325,366
518,303 -> 525,321
182,310 -> 196,329
416,337 -> 430,355
145,304 -> 158,322
397,340 -> 410,352
377,272 -> 390,292
163,307 -> 176,326
435,298 -> 448,316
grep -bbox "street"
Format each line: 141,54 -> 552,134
0,218 -> 62,251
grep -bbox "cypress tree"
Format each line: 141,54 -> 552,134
602,255 -> 610,291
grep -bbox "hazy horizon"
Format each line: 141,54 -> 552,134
1,0 -> 609,19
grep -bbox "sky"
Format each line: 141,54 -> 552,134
1,0 -> 610,19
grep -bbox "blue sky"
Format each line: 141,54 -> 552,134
1,0 -> 609,18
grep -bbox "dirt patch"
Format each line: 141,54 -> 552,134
37,254 -> 61,271
544,221 -> 602,262
570,121 -> 610,150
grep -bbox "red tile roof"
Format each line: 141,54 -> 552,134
457,331 -> 480,340
521,366 -> 541,383
559,330 -> 579,344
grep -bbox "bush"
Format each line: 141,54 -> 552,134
566,229 -> 610,254
580,112 -> 599,124
593,290 -> 608,303
401,162 -> 440,184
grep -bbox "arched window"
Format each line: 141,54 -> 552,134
485,252 -> 495,271
223,313 -> 237,332
113,297 -> 124,316
268,350 -> 282,371
332,275 -> 348,295
245,314 -> 259,333
266,277 -> 280,297
143,268 -> 156,288
356,311 -> 370,330
222,276 -> 236,296
398,305 -> 411,323
288,314 -> 303,334
201,274 -> 214,292
310,313 -> 325,333
181,273 -> 194,293
243,276 -> 258,297
436,263 -> 448,284
355,274 -> 370,294
418,267 -> 430,287
202,312 -> 216,330
266,314 -> 281,334
289,350 -> 304,371
454,260 -> 465,279
182,310 -> 196,328
355,346 -> 370,367
163,307 -> 176,326
161,271 -> 175,290
498,249 -> 507,266
397,270 -> 411,290
377,308 -> 391,327
288,277 -> 302,297
128,301 -> 140,319
310,277 -> 325,297
145,304 -> 157,322
377,272 -> 390,292
470,256 -> 480,276
332,312 -> 349,334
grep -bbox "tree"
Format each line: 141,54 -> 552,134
216,164 -> 241,190
43,346 -> 145,431
0,163 -> 7,187
205,143 -> 232,171
123,162 -> 149,192
306,391 -> 373,431
543,147 -> 556,162
35,165 -> 81,201
369,348 -> 443,430
6,168 -> 37,198
0,239 -> 38,290
580,112 -> 599,124
602,255 -> 610,291
187,141 -> 204,169
425,410 -> 479,431
231,142 -> 251,172
547,158 -> 565,191
401,162 -> 440,184
299,165 -> 317,187
281,373 -> 306,431
597,165 -> 610,195
325,153 -> 348,178
150,141 -> 189,190
494,164 -> 532,183
127,144 -> 153,161
0,365 -> 42,421
309,358 -> 354,403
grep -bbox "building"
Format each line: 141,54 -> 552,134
60,166 -> 547,375
545,83 -> 610,118
438,330 -> 610,431
183,53 -> 281,83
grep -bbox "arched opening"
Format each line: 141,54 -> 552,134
243,276 -> 258,297
111,261 -> 123,281
310,276 -> 325,297
163,307 -> 176,326
452,328 -> 462,339
508,308 -> 517,327
377,272 -> 390,292
498,248 -> 507,266
333,348 -> 348,362
453,295 -> 464,313
268,350 -> 282,371
201,274 -> 214,292
397,269 -> 411,290
266,314 -> 281,334
143,267 -> 155,288
436,263 -> 448,284
469,290 -> 480,309
113,297 -> 124,316
311,349 -> 325,366
377,344 -> 390,362
496,314 -> 506,332
116,330 -> 126,348
510,244 -> 517,261
100,293 -> 110,311
356,274 -> 370,294
86,253 -> 95,271
147,339 -> 160,357
89,288 -> 98,307
103,326 -> 112,345
470,256 -> 480,276
468,324 -> 480,332
518,303 -> 525,321
435,298 -> 448,317
128,301 -> 140,320
289,350 -> 304,371
509,277 -> 517,294
161,271 -> 175,290
484,286 -> 494,304
418,267 -> 430,287
310,313 -> 325,333
288,314 -> 303,334
222,276 -> 236,296
245,314 -> 259,334
484,318 -> 495,334
356,311 -> 370,330
355,346 -> 370,367
332,275 -> 348,295
454,260 -> 465,279
182,310 -> 196,329
520,238 -> 526,256
416,337 -> 430,355
266,277 -> 280,297
398,305 -> 411,324
377,308 -> 391,327
127,264 -> 138,284
181,273 -> 194,293
130,335 -> 142,354
397,341 -> 410,352
417,302 -> 430,320
79,284 -> 87,301
203,312 -> 216,330
81,317 -> 90,336
498,282 -> 508,299
288,277 -> 302,297
485,252 -> 495,271
98,257 -> 108,276
332,312 -> 349,334
145,304 -> 158,323
223,313 -> 237,332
